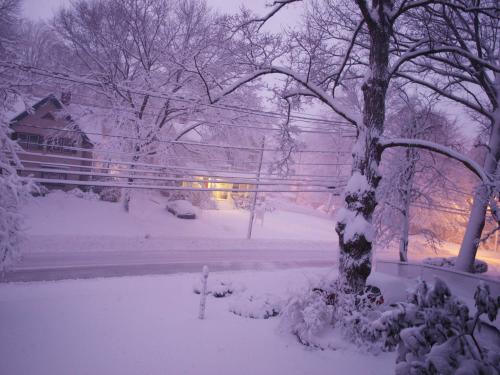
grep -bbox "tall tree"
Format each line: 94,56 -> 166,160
198,0 -> 493,293
0,0 -> 34,270
54,0 -> 262,211
376,96 -> 467,261
392,0 -> 500,272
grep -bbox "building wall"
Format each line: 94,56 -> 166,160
11,99 -> 93,190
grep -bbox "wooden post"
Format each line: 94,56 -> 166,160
198,265 -> 209,319
247,137 -> 265,239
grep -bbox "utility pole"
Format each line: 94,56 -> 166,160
247,136 -> 265,239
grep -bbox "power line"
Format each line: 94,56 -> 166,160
2,62 -> 354,129
14,123 -> 352,155
18,166 -> 343,188
25,177 -> 341,194
17,140 -> 353,168
27,83 -> 357,136
16,158 -> 347,184
9,150 -> 350,180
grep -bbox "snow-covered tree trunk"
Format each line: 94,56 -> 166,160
398,148 -> 417,262
336,4 -> 391,292
456,102 -> 500,271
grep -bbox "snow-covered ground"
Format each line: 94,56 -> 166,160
22,190 -> 337,241
0,267 -> 414,375
18,190 -> 500,278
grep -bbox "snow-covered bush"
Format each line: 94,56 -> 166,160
365,278 -> 500,374
423,256 -> 488,274
97,187 -> 122,203
279,279 -> 385,349
229,293 -> 283,319
193,278 -> 245,298
279,287 -> 335,346
67,188 -> 99,201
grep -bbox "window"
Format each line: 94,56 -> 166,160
47,137 -> 77,154
16,132 -> 44,150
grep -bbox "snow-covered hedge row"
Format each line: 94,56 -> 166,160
423,256 -> 488,274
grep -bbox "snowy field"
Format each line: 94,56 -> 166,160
0,267 -> 416,375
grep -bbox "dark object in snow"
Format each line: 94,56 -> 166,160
166,200 -> 196,219
98,187 -> 122,202
356,285 -> 384,308
313,284 -> 384,309
193,279 -> 243,298
229,294 -> 282,319
31,185 -> 49,197
423,256 -> 488,274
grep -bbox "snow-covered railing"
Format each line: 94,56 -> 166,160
375,260 -> 500,297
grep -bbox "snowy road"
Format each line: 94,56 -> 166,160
3,236 -> 338,282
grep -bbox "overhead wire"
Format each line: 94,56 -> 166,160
1,62 -> 355,129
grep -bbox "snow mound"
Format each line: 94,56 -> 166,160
229,293 -> 284,319
193,278 -> 246,298
52,188 -> 99,201
423,256 -> 488,274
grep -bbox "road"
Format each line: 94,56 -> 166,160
3,238 -> 338,282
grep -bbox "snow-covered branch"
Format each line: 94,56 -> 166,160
209,66 -> 358,127
239,0 -> 302,30
395,72 -> 491,120
380,137 -> 490,184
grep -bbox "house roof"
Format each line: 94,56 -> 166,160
9,94 -> 94,148
10,94 -> 63,123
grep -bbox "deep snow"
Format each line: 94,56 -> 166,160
0,267 -> 412,375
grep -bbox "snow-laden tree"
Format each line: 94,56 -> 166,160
391,1 -> 500,272
195,0 -> 494,293
53,0 -> 264,211
0,0 -> 34,270
376,96 -> 467,261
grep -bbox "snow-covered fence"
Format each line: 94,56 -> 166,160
375,260 -> 500,297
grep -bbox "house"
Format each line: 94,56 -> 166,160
180,173 -> 258,209
9,93 -> 94,190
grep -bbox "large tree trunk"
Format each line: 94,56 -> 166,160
456,109 -> 500,272
335,11 -> 391,293
399,148 -> 416,262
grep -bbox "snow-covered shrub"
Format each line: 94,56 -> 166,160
367,278 -> 500,374
279,279 -> 387,350
67,188 -> 99,200
0,121 -> 34,271
423,256 -> 488,274
97,187 -> 122,202
279,287 -> 335,346
193,278 -> 245,298
229,293 -> 283,319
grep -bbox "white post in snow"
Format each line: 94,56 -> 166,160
198,265 -> 209,320
247,137 -> 266,240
